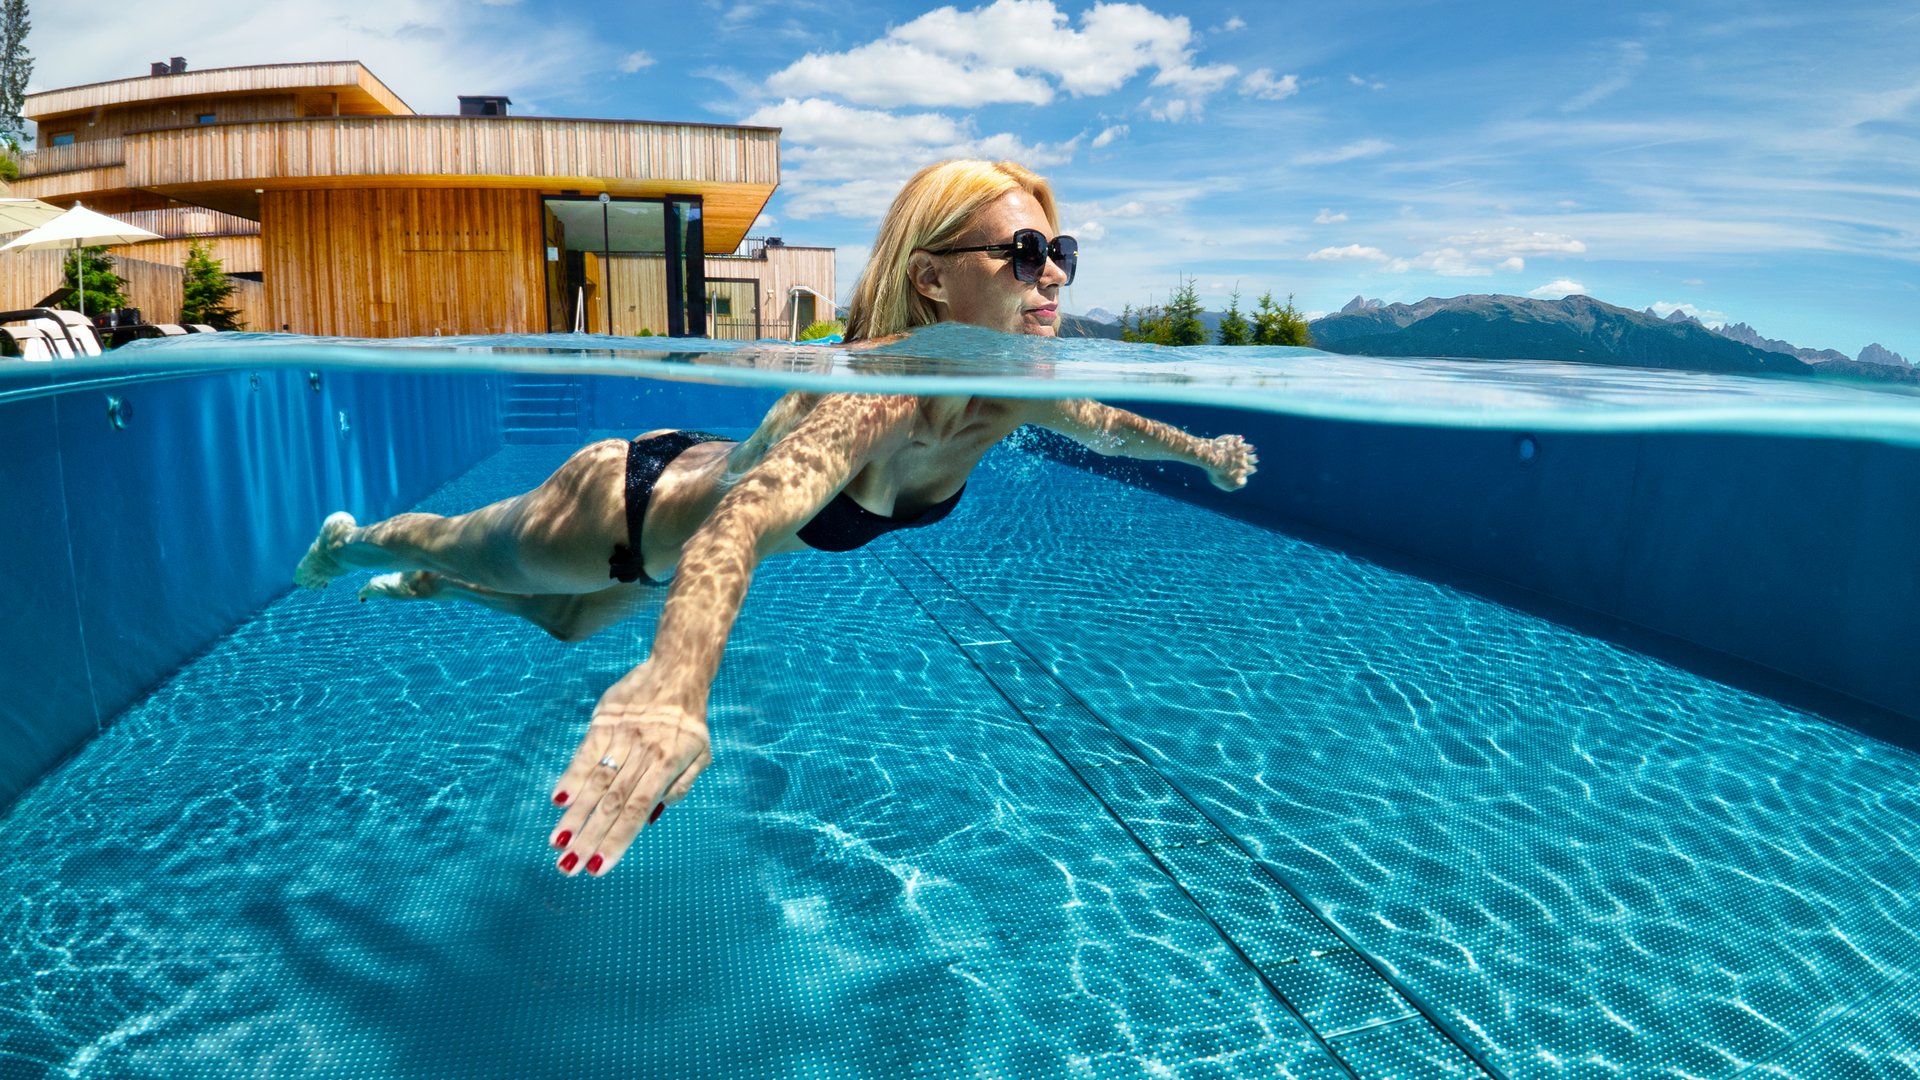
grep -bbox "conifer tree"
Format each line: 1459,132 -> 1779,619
61,246 -> 128,316
0,0 -> 30,152
1216,288 -> 1250,345
1163,276 -> 1206,346
1252,291 -> 1313,347
181,239 -> 243,329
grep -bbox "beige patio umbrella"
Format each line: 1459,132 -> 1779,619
0,197 -> 66,238
0,202 -> 162,316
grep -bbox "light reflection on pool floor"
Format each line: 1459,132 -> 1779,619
3,439 -> 1917,1079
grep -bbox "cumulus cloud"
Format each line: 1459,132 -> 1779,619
1314,208 -> 1348,224
1091,123 -> 1129,148
1220,16 -> 1246,31
1348,73 -> 1386,90
1239,68 -> 1300,100
1529,279 -> 1586,298
1306,244 -> 1390,262
1292,139 -> 1392,166
1077,220 -> 1108,241
741,97 -> 1078,219
764,0 -> 1234,116
620,51 -> 655,73
1499,257 -> 1525,272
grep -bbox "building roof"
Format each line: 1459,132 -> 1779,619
25,61 -> 413,123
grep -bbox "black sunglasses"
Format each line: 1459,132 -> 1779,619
929,228 -> 1078,285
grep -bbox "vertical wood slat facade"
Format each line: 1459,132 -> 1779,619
2,249 -> 263,328
261,188 -> 543,336
705,246 -> 837,337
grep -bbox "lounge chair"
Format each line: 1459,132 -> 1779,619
0,308 -> 99,359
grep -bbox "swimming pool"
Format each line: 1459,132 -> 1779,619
4,332 -> 1919,1078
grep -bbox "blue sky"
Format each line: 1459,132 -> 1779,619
24,0 -> 1920,357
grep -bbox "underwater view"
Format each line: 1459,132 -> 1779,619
3,329 -> 1920,1079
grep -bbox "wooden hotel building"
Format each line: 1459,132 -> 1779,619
7,59 -> 833,339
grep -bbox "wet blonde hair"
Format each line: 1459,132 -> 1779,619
843,159 -> 1060,342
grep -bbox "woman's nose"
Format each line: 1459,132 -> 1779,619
1039,253 -> 1070,287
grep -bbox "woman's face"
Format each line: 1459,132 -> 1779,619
913,189 -> 1070,336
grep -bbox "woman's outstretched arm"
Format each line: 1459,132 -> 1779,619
1026,399 -> 1259,490
546,392 -> 919,877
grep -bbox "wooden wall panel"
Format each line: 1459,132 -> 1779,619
261,187 -> 543,337
26,62 -> 410,123
1,250 -> 261,329
702,246 -> 836,338
604,255 -> 670,336
107,236 -> 261,275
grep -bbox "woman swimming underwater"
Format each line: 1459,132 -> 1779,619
294,159 -> 1257,878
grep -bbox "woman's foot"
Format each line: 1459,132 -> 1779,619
358,571 -> 443,603
294,512 -> 357,589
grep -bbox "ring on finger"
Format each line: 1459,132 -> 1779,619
598,754 -> 619,769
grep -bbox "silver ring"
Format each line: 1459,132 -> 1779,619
598,755 -> 619,769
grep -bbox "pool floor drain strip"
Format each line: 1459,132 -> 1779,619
877,540 -> 1510,1080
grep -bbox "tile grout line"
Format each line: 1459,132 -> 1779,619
881,538 -> 1513,1080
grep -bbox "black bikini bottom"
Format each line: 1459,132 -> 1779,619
607,430 -> 731,584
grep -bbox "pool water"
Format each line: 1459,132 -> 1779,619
5,433 -> 1917,1078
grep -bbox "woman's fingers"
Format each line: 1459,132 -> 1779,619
552,711 -> 710,877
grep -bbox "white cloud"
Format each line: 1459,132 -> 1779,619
1562,40 -> 1647,113
1348,73 -> 1386,91
1499,256 -> 1525,272
1442,228 -> 1588,257
741,97 -> 1078,219
1077,220 -> 1108,241
1306,244 -> 1390,262
1529,279 -> 1586,298
620,51 -> 655,73
1091,124 -> 1129,148
1314,208 -> 1349,224
1385,248 -> 1493,276
1650,301 -> 1728,326
763,0 -> 1234,115
1682,277 -> 1707,286
22,1 -> 622,115
1292,139 -> 1393,166
1239,68 -> 1300,101
1220,16 -> 1246,31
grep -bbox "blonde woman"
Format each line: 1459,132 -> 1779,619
295,159 -> 1258,878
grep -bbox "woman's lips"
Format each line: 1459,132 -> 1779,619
1027,305 -> 1058,321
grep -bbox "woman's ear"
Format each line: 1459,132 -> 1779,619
907,250 -> 949,307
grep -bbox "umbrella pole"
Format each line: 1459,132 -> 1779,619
74,242 -> 83,318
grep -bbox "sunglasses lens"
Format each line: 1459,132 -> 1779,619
1011,230 -> 1047,282
1052,235 -> 1078,285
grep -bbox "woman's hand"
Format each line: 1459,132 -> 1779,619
1204,434 -> 1259,491
547,662 -> 712,877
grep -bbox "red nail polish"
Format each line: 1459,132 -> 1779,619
559,852 -> 579,873
649,802 -> 665,824
552,791 -> 568,806
586,853 -> 605,875
552,830 -> 571,849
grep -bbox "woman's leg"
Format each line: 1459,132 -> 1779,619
295,439 -> 631,595
357,571 -> 657,642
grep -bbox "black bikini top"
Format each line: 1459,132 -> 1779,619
796,485 -> 967,552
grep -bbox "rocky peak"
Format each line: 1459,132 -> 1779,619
1340,295 -> 1384,315
1859,343 -> 1912,367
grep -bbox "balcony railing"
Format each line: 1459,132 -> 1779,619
15,138 -> 127,177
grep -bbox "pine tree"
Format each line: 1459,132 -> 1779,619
1216,288 -> 1250,345
1163,276 -> 1206,346
1252,291 -> 1313,347
61,246 -> 128,316
1121,299 -> 1171,345
0,0 -> 30,151
181,239 -> 243,329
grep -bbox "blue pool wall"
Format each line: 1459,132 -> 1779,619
7,367 -> 1917,810
0,367 -> 503,809
1032,401 -> 1920,727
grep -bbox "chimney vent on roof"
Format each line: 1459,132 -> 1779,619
170,57 -> 188,74
458,95 -> 511,117
150,62 -> 170,77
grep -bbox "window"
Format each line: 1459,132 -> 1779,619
197,113 -> 216,124
49,131 -> 75,146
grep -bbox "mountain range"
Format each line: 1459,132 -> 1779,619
1068,294 -> 1913,382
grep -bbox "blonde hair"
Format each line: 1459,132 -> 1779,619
843,159 -> 1060,342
